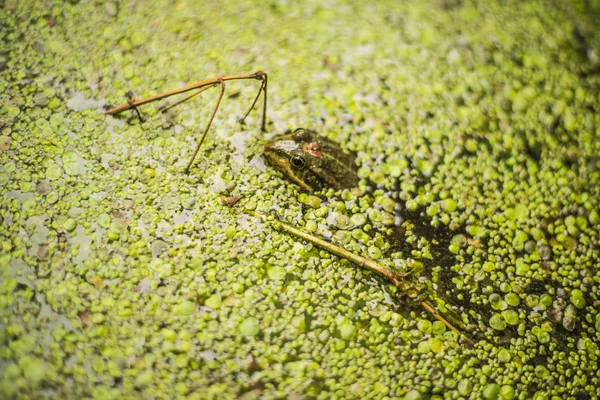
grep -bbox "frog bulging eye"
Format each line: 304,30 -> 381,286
290,155 -> 306,169
293,128 -> 309,142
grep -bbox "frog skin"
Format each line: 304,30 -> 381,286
263,128 -> 359,192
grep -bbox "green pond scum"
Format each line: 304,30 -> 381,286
1,0 -> 600,399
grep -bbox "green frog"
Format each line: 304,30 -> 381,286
263,128 -> 359,192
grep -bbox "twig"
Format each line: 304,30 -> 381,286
245,209 -> 473,345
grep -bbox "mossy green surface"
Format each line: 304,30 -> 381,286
1,0 -> 600,399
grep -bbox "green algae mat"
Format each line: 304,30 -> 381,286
2,0 -> 600,399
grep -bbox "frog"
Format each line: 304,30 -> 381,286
263,128 -> 359,192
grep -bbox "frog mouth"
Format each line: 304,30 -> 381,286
283,173 -> 313,192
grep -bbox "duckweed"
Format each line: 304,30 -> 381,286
589,210 -> 600,225
457,379 -> 473,395
482,383 -> 501,400
161,328 -> 178,342
45,163 -> 62,180
497,349 -> 511,363
428,337 -> 443,353
173,300 -> 196,316
135,370 -> 154,388
417,319 -> 432,334
502,310 -> 520,326
205,293 -> 222,309
489,314 -> 507,331
21,357 -> 46,386
2,0 -> 600,398
267,265 -> 287,280
224,225 -> 236,239
432,321 -> 446,336
305,219 -> 318,232
339,323 -> 357,340
62,218 -> 77,232
239,317 -> 260,337
500,385 -> 515,400
404,389 -> 427,400
570,289 -> 586,309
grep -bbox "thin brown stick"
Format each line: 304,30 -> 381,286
239,79 -> 265,126
158,84 -> 215,113
126,90 -> 144,121
245,209 -> 473,345
104,71 -> 267,116
419,299 -> 468,342
105,71 -> 268,172
260,71 -> 268,132
185,78 -> 226,173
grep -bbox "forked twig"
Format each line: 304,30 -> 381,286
185,77 -> 226,173
105,71 -> 268,172
157,85 -> 214,114
245,209 -> 473,345
125,90 -> 144,122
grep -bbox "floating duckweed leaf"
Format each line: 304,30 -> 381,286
339,323 -> 357,340
489,314 -> 507,331
267,265 -> 286,280
590,210 -> 600,225
62,218 -> 77,232
7,105 -> 20,117
135,370 -> 154,388
47,98 -> 61,109
205,293 -> 222,309
62,150 -> 78,163
63,162 -> 79,176
36,182 -> 51,195
428,337 -> 444,353
97,213 -> 111,228
149,259 -> 172,278
333,213 -> 353,230
22,198 -> 36,212
110,218 -> 128,233
46,192 -> 59,204
570,289 -> 586,309
239,317 -> 260,336
49,113 -> 64,127
482,384 -> 501,400
502,310 -> 520,326
21,358 -> 46,386
224,225 -> 236,239
174,300 -> 196,315
151,240 -> 169,257
514,204 -> 529,219
45,163 -> 62,180
4,161 -> 16,173
160,195 -> 179,209
417,319 -> 432,334
0,136 -> 11,150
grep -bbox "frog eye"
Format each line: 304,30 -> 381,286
293,128 -> 308,141
289,155 -> 306,169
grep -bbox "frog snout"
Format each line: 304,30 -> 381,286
263,142 -> 276,160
